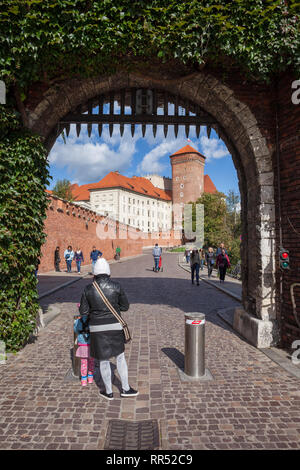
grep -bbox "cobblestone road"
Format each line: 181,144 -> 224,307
0,252 -> 300,450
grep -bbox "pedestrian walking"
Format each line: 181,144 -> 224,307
216,242 -> 228,256
205,247 -> 215,278
64,245 -> 74,272
74,307 -> 95,387
152,243 -> 162,272
216,248 -> 230,283
115,246 -> 121,260
184,248 -> 190,264
90,246 -> 103,273
54,246 -> 61,272
199,248 -> 205,270
79,258 -> 138,400
190,247 -> 200,285
74,248 -> 84,273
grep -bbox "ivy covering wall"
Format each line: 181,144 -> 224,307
0,108 -> 49,351
0,0 -> 299,350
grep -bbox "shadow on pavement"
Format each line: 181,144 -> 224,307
40,276 -> 241,314
161,348 -> 184,371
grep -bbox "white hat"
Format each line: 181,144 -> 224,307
93,258 -> 111,276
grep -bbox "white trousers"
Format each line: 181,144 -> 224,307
99,352 -> 130,394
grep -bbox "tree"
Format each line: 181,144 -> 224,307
226,189 -> 241,238
187,190 -> 242,265
52,179 -> 74,202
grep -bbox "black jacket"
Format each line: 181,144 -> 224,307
79,274 -> 130,360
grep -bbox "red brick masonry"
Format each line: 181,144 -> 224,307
40,195 -> 182,273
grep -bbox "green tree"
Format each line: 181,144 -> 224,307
226,189 -> 241,238
189,191 -> 230,248
52,179 -> 73,202
187,190 -> 242,265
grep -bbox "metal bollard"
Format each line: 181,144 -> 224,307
184,312 -> 205,377
72,315 -> 81,378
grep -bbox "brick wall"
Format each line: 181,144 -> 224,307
40,195 -> 182,273
213,69 -> 300,348
277,74 -> 300,349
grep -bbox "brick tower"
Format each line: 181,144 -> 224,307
170,144 -> 206,230
170,144 -> 205,203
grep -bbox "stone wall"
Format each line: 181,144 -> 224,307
40,195 -> 182,273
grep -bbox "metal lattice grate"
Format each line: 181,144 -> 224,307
104,419 -> 160,450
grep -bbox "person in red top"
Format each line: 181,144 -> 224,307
216,248 -> 230,283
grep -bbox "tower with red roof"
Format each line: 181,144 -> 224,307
170,145 -> 208,206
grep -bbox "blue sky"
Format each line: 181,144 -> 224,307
48,121 -> 240,197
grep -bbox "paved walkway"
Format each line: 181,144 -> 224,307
1,252 -> 300,450
178,254 -> 242,301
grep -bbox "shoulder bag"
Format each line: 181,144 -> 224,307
93,281 -> 132,343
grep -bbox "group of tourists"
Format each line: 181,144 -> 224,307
54,245 -> 103,273
186,243 -> 231,284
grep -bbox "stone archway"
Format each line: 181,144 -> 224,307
26,70 -> 277,348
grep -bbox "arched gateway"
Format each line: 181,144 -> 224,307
27,71 -> 277,348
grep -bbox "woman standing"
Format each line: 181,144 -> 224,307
64,245 -> 74,273
216,248 -> 230,283
190,248 -> 200,286
75,248 -> 84,273
54,246 -> 61,272
79,258 -> 138,400
205,247 -> 215,278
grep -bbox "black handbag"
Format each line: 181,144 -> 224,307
93,281 -> 132,343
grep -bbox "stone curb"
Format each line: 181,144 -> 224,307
177,256 -> 242,302
260,347 -> 300,380
39,305 -> 61,328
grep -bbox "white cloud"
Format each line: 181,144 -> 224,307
199,135 -> 230,161
137,137 -> 199,175
49,126 -> 137,184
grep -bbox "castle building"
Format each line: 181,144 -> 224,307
70,145 -> 217,233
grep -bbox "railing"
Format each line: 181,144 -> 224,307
227,262 -> 241,280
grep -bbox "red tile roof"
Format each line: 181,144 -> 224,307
45,189 -> 52,194
170,144 -> 206,159
72,172 -> 172,202
204,174 -> 217,194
